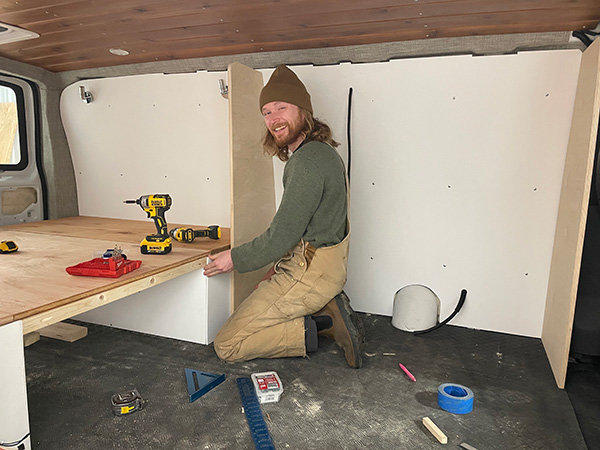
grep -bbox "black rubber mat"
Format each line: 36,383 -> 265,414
24,314 -> 586,449
567,354 -> 600,450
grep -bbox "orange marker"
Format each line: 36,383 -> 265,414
399,363 -> 416,382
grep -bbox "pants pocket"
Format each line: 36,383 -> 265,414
304,272 -> 346,311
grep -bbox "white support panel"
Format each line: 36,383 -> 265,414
206,270 -> 232,343
0,321 -> 31,450
74,270 -> 229,344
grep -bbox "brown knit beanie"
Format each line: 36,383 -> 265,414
259,64 -> 313,114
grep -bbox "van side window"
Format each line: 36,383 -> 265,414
0,81 -> 27,170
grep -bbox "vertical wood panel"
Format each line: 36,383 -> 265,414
228,62 -> 275,310
542,38 -> 600,389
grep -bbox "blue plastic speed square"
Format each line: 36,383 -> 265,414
184,368 -> 225,403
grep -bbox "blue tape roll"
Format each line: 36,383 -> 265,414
437,383 -> 474,414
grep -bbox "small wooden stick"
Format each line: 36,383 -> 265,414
423,417 -> 448,444
460,443 -> 478,450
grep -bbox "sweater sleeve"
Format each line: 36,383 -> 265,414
231,154 -> 324,273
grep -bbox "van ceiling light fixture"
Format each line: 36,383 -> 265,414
0,22 -> 39,45
109,48 -> 129,56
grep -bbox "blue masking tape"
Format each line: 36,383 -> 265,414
437,383 -> 474,414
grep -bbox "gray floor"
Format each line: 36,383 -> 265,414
567,354 -> 600,450
24,314 -> 586,450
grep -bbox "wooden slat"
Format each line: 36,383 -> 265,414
542,38 -> 600,389
23,331 -> 40,346
0,0 -> 84,15
39,321 -> 87,342
228,62 -> 275,310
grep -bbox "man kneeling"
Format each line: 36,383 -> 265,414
204,64 -> 364,368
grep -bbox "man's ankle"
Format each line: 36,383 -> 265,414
312,314 -> 333,331
304,316 -> 318,353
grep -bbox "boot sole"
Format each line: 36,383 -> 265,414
334,291 -> 365,369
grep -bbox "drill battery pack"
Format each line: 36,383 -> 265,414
140,235 -> 172,255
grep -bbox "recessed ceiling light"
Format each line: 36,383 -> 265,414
109,48 -> 129,56
0,22 -> 39,45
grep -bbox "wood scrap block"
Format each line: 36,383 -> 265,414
39,322 -> 87,342
23,331 -> 40,347
423,417 -> 448,444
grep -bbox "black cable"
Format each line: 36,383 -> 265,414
346,87 -> 353,184
0,432 -> 30,448
414,289 -> 468,335
572,29 -> 599,48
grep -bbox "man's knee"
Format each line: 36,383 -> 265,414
213,334 -> 238,362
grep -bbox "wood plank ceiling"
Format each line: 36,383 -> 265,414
0,0 -> 598,72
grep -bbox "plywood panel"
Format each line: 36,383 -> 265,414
268,50 -> 581,337
228,62 -> 275,309
542,39 -> 600,389
0,308 -> 13,326
0,222 -> 213,322
1,216 -> 229,254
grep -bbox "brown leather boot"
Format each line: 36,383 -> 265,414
313,291 -> 364,368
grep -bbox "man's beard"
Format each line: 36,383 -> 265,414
272,116 -> 305,149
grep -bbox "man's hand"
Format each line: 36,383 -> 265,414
204,249 -> 234,277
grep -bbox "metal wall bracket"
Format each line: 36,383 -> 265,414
79,86 -> 93,103
218,79 -> 228,98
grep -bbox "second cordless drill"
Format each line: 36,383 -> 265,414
169,225 -> 221,243
124,194 -> 172,255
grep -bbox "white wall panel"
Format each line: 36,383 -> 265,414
266,50 -> 581,337
60,71 -> 230,226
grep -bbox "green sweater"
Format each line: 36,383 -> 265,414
231,140 -> 347,273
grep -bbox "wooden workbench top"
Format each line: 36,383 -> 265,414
0,216 -> 230,328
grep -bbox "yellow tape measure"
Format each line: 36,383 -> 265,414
111,389 -> 145,416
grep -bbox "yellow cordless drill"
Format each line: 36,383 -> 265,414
124,194 -> 172,255
169,225 -> 221,243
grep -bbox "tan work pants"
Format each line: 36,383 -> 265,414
214,234 -> 349,362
